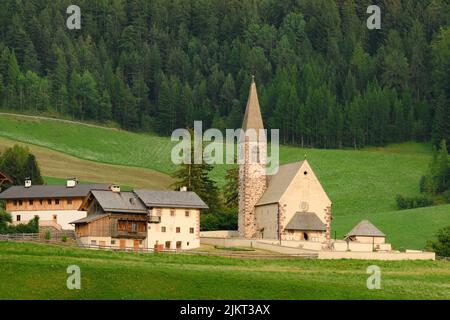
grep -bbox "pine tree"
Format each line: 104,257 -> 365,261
224,166 -> 239,209
171,130 -> 220,212
24,154 -> 44,185
437,139 -> 449,192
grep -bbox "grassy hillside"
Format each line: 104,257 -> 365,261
332,205 -> 450,250
0,114 -> 447,249
0,114 -> 432,216
0,136 -> 173,189
0,242 -> 448,300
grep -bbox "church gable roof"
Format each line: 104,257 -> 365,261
242,77 -> 264,131
345,220 -> 385,238
285,212 -> 327,231
256,161 -> 303,206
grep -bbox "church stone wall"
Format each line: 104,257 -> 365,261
238,140 -> 267,238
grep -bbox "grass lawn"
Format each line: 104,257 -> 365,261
0,242 -> 448,300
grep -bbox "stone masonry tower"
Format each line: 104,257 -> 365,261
238,77 -> 267,238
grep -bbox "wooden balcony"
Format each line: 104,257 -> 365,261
148,215 -> 161,223
111,230 -> 147,239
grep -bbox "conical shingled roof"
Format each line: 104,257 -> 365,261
345,220 -> 385,238
242,76 -> 264,131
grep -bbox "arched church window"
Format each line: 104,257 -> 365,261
251,146 -> 260,164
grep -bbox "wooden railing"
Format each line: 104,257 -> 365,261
0,233 -> 39,241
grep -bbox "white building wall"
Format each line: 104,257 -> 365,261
146,208 -> 200,250
78,237 -> 146,250
279,161 -> 332,227
10,210 -> 87,230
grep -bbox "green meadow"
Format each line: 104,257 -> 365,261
0,114 -> 448,249
0,242 -> 448,300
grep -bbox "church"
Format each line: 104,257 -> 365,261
238,78 -> 332,247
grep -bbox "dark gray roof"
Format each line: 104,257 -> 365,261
134,189 -> 208,209
345,220 -> 385,238
256,161 -> 303,206
70,214 -> 109,225
0,184 -> 110,200
285,212 -> 327,231
91,190 -> 148,214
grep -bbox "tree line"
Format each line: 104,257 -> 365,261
0,0 -> 449,148
397,139 -> 450,209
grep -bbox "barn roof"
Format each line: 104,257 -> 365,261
70,214 -> 109,225
256,161 -> 303,206
0,183 -> 110,200
345,220 -> 385,238
134,189 -> 208,209
90,190 -> 148,214
285,212 -> 327,231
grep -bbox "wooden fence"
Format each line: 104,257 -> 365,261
0,233 -> 39,241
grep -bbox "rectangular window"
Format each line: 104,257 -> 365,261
111,240 -> 116,245
55,199 -> 60,205
13,200 -> 17,206
53,215 -> 57,221
91,240 -> 97,245
131,223 -> 137,232
39,199 -> 43,205
117,221 -> 126,231
156,209 -> 162,216
165,241 -> 171,249
18,200 -> 23,206
170,209 -> 175,217
185,210 -> 190,217
29,200 -> 34,205
161,226 -> 166,233
16,215 -> 21,222
176,241 -> 182,249
67,199 -> 72,205
190,227 -> 194,234
48,199 -> 52,205
176,227 -> 181,233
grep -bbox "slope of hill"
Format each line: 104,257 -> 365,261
0,242 -> 448,300
332,204 -> 450,250
0,136 -> 173,189
0,114 -> 431,216
1,114 -> 448,249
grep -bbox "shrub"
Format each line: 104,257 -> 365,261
201,210 -> 237,231
0,212 -> 39,234
426,226 -> 450,257
61,235 -> 68,242
396,194 -> 434,210
44,230 -> 51,241
442,190 -> 450,204
0,210 -> 12,232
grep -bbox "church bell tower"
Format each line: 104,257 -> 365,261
238,76 -> 267,238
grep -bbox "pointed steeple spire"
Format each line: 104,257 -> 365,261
242,76 -> 264,131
